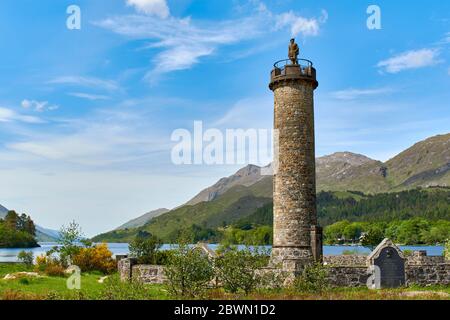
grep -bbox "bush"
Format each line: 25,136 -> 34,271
293,263 -> 329,293
35,254 -> 66,277
165,243 -> 215,298
17,251 -> 34,266
129,234 -> 166,265
100,275 -> 152,300
72,243 -> 116,274
215,246 -> 269,294
44,264 -> 66,277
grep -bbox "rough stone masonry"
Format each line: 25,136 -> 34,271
269,55 -> 322,272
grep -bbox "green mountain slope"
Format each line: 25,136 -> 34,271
386,133 -> 450,189
92,177 -> 273,243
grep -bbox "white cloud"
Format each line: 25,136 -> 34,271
0,107 -> 43,123
331,87 -> 394,100
21,99 -> 59,112
48,76 -> 119,91
68,92 -> 110,101
96,4 -> 327,79
275,9 -> 328,37
126,0 -> 170,19
377,49 -> 442,73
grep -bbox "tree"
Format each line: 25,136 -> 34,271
4,211 -> 19,231
129,233 -> 163,265
56,221 -> 84,267
24,216 -> 36,236
165,242 -> 214,298
361,224 -> 385,249
215,246 -> 269,294
17,250 -> 34,266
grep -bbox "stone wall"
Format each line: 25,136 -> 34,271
406,251 -> 446,265
326,266 -> 369,287
323,255 -> 367,267
405,251 -> 449,286
325,251 -> 450,287
119,251 -> 450,287
118,258 -> 167,284
132,265 -> 166,284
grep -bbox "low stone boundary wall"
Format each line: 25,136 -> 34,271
326,266 -> 369,287
324,251 -> 450,287
323,255 -> 367,267
119,250 -> 450,288
406,251 -> 446,265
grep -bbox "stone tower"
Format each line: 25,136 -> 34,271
269,57 -> 322,272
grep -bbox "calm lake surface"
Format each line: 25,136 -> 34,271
0,243 -> 445,263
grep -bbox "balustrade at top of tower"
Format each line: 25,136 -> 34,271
269,58 -> 318,90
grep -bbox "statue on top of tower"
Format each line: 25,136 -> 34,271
288,38 -> 300,65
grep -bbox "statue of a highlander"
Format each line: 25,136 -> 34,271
288,38 -> 300,65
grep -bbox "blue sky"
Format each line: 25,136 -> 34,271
0,0 -> 449,235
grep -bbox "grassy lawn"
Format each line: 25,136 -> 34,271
0,263 -> 168,300
0,263 -> 448,300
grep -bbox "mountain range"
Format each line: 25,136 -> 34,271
93,133 -> 450,242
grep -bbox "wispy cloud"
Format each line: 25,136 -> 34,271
48,76 -> 120,91
126,0 -> 170,19
331,87 -> 394,100
0,107 -> 43,124
275,9 -> 328,37
21,99 -> 59,112
68,92 -> 110,101
6,108 -> 169,167
96,1 -> 327,79
377,48 -> 442,73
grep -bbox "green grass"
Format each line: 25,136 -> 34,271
0,263 -> 168,300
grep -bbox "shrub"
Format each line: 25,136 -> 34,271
44,264 -> 66,277
129,234 -> 165,265
215,246 -> 269,294
17,250 -> 34,266
72,243 -> 116,274
293,263 -> 329,293
35,254 -> 65,277
165,243 -> 215,298
100,275 -> 152,300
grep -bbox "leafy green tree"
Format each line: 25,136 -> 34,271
165,242 -> 214,298
17,250 -> 34,266
4,211 -> 19,231
129,233 -> 163,264
54,221 -> 84,267
324,220 -> 350,244
215,246 -> 269,294
361,224 -> 385,249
